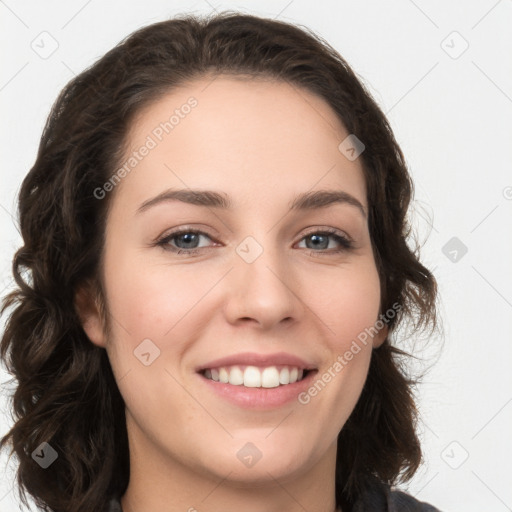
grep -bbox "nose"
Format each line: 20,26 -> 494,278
223,239 -> 303,330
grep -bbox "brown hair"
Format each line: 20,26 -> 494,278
0,11 -> 438,512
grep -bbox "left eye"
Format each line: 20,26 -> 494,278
297,231 -> 352,251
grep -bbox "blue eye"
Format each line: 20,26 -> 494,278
156,229 -> 213,254
155,227 -> 353,256
298,229 -> 353,253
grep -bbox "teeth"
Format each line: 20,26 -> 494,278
228,366 -> 244,385
244,366 -> 261,387
219,367 -> 229,383
261,367 -> 280,388
203,365 -> 307,387
279,367 -> 289,384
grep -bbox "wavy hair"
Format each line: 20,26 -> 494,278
0,11 -> 438,512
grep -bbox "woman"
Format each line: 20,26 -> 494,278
0,11 -> 440,512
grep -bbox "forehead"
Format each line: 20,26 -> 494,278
116,75 -> 367,212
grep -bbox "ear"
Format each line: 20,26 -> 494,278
74,281 -> 107,348
372,323 -> 388,349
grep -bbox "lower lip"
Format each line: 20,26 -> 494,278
197,371 -> 317,410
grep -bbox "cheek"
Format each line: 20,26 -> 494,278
101,253 -> 199,422
103,251 -> 209,339
307,260 -> 382,348
293,264 -> 380,444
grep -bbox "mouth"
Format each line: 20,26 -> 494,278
195,352 -> 319,408
197,364 -> 319,409
199,365 -> 314,388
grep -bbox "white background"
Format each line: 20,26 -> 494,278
1,1 -> 511,511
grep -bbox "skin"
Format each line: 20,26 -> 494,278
77,75 -> 388,512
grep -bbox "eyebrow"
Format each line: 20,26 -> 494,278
137,188 -> 367,219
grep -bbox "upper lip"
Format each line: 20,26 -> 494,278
196,352 -> 317,372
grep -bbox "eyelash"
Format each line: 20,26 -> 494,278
154,227 -> 353,257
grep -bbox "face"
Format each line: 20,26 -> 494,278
79,76 -> 387,490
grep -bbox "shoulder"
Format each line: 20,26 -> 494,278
352,475 -> 443,512
387,487 -> 442,512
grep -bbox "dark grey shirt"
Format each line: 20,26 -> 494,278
352,478 -> 442,511
106,479 -> 441,511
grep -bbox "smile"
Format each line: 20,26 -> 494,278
201,365 -> 310,388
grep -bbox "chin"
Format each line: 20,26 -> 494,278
199,441 -> 313,486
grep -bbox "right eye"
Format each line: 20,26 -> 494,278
155,229 -> 218,255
